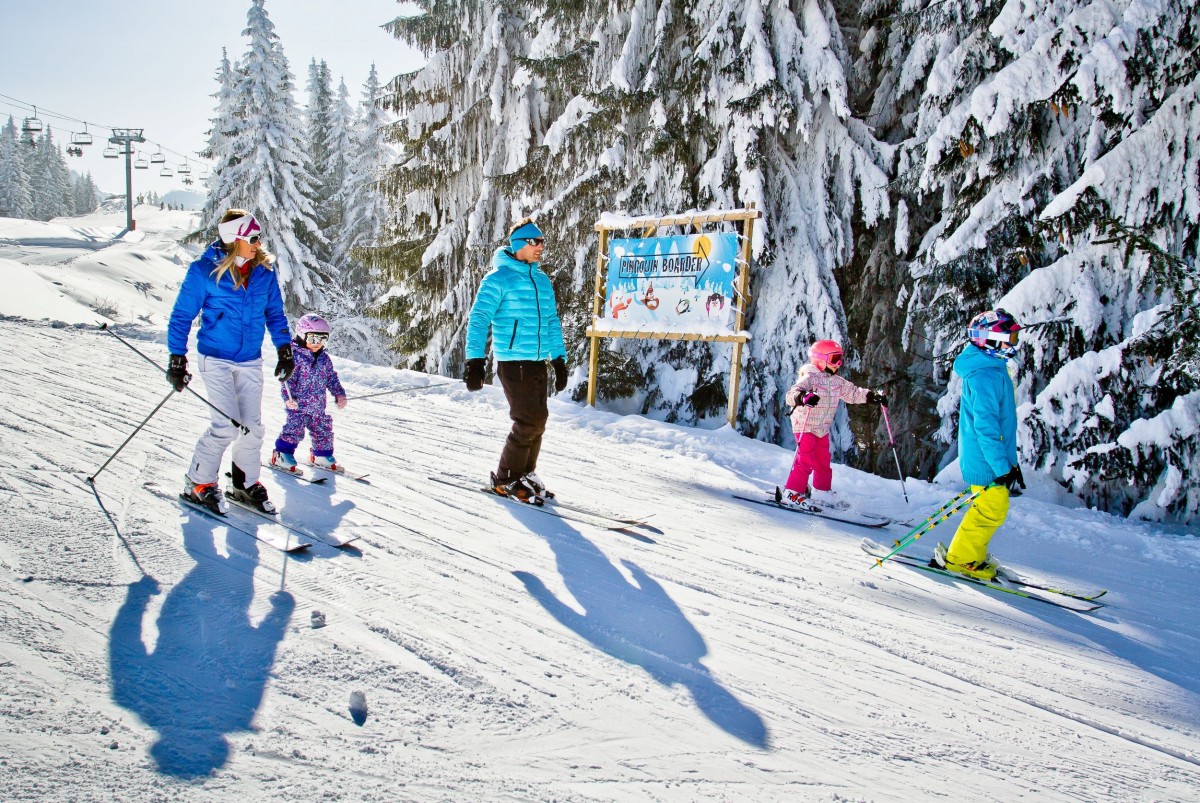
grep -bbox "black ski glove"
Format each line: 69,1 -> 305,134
801,392 -> 820,407
551,356 -> 568,393
166,353 -> 190,392
274,345 -> 295,382
866,389 -> 887,406
997,465 -> 1025,492
464,358 -> 486,391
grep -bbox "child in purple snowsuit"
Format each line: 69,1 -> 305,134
271,314 -> 347,472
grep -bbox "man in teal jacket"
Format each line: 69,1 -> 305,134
934,308 -> 1026,580
464,219 -> 568,503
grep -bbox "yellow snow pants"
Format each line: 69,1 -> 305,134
946,485 -> 1010,565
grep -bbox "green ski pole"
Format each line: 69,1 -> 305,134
868,487 -> 982,569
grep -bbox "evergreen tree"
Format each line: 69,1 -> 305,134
204,0 -> 328,310
305,59 -> 336,209
327,64 -> 393,364
28,128 -> 73,221
72,171 -> 100,214
200,47 -> 243,225
374,0 -> 889,452
857,0 -> 1200,521
0,116 -> 32,219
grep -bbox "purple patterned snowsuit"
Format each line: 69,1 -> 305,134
274,341 -> 346,459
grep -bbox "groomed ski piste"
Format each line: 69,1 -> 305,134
2,207 -> 1200,802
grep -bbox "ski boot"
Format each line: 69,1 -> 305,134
227,463 -> 278,513
182,477 -> 229,515
491,472 -> 543,505
271,450 -> 299,472
775,487 -> 819,512
309,452 -> 341,473
808,488 -> 849,511
523,471 -> 554,499
931,542 -> 998,581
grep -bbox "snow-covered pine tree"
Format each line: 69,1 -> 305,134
200,48 -> 243,225
374,0 -> 889,449
326,64 -> 392,364
72,171 -> 100,214
305,59 -> 336,214
0,116 -> 33,219
860,0 -> 1199,522
27,128 -> 73,221
202,0 -> 328,310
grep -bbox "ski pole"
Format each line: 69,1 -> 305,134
86,387 -> 177,484
99,324 -> 249,434
880,405 -> 909,504
868,488 -> 981,569
352,383 -> 452,402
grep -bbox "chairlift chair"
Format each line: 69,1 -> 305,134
103,146 -> 119,159
150,150 -> 166,164
21,107 -> 43,135
71,125 -> 93,146
134,155 -> 149,170
177,161 -> 191,175
159,166 -> 174,177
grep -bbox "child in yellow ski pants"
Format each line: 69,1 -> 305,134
945,485 -> 1009,566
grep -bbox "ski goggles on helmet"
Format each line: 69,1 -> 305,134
968,327 -> 1019,347
304,332 -> 329,345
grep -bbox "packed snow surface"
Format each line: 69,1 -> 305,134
1,209 -> 1199,801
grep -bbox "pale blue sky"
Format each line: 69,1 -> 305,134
0,0 -> 424,196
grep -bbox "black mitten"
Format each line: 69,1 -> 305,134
166,354 -> 190,392
274,345 -> 295,382
551,357 -> 568,393
464,358 -> 486,391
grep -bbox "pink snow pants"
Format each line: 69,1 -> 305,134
784,432 -> 832,495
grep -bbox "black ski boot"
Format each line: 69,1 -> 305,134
227,463 -> 278,514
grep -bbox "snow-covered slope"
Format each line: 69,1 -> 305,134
1,213 -> 1199,801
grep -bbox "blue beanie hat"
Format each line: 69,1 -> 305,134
509,221 -> 544,252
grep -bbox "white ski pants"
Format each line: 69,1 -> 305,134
186,355 -> 265,487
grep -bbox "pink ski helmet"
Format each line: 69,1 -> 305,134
809,339 -> 844,373
296,313 -> 331,337
967,308 -> 1020,358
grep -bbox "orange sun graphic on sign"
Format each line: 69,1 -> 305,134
693,235 -> 711,261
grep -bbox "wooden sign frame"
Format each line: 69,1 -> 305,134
585,205 -> 761,428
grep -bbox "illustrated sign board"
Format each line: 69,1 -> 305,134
594,232 -> 741,336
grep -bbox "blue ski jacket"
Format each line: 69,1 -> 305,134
167,241 -> 291,362
954,343 -> 1019,486
465,247 -> 566,362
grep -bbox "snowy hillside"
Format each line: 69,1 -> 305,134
2,211 -> 1200,800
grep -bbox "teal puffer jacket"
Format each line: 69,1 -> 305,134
954,344 -> 1018,486
465,247 -> 566,362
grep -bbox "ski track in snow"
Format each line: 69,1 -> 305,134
0,211 -> 1199,800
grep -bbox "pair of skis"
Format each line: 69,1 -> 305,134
428,475 -> 653,533
732,487 -> 891,528
861,539 -> 1107,613
262,461 -> 371,484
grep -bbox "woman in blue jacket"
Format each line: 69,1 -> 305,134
933,308 -> 1026,580
165,209 -> 295,514
463,219 -> 568,503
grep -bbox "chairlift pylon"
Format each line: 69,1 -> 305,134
21,107 -> 43,135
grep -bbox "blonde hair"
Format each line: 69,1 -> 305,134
210,208 -> 274,288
